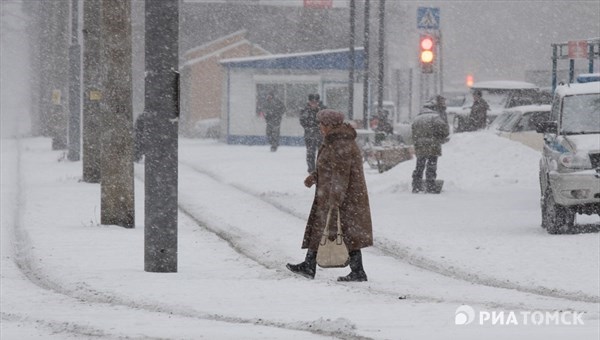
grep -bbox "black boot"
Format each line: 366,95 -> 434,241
412,179 -> 423,193
286,249 -> 317,279
425,180 -> 436,193
337,250 -> 367,282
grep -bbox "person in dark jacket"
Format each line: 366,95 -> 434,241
411,109 -> 450,193
469,90 -> 489,130
299,94 -> 326,173
263,92 -> 286,152
287,109 -> 373,282
424,95 -> 448,124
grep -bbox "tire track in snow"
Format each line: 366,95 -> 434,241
1,312 -> 159,340
7,140 -> 370,340
179,160 -> 599,305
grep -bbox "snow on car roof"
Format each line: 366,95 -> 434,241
555,81 -> 600,96
471,80 -> 538,89
503,104 -> 551,113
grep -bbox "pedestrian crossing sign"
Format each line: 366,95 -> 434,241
417,7 -> 440,30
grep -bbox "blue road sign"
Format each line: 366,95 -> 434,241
417,7 -> 440,30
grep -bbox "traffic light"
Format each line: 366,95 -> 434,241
466,74 -> 474,87
419,34 -> 435,73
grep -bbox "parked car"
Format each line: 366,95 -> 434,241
494,105 -> 551,151
537,81 -> 600,234
449,80 -> 540,133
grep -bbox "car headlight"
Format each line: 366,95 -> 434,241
559,152 -> 592,169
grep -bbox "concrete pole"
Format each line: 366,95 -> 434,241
67,0 -> 81,161
144,0 -> 179,273
100,0 -> 135,228
82,0 -> 103,183
49,0 -> 70,150
38,1 -> 54,137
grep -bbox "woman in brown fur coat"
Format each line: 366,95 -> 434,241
287,109 -> 373,282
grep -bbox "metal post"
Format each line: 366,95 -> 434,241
144,0 -> 179,273
376,0 -> 385,116
67,0 -> 81,161
551,44 -> 557,91
348,0 -> 355,120
394,69 -> 400,123
408,68 -> 413,120
100,0 -> 135,228
569,59 -> 575,83
439,30 -> 443,95
82,0 -> 103,183
362,0 -> 370,129
588,43 -> 600,73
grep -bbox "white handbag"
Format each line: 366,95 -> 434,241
316,208 -> 350,268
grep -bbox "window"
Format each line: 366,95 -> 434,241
256,82 -> 319,118
561,93 -> 600,134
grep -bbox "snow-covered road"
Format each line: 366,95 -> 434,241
1,131 -> 599,339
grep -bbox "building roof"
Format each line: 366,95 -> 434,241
220,47 -> 365,70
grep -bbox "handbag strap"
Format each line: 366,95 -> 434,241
322,207 -> 343,235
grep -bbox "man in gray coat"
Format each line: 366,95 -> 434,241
411,109 -> 450,193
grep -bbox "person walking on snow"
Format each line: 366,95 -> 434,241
299,94 -> 326,173
263,92 -> 286,152
469,89 -> 489,130
287,109 -> 373,282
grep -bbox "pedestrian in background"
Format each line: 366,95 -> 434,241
469,90 -> 489,130
263,91 -> 286,152
424,95 -> 448,124
411,109 -> 449,193
287,109 -> 373,282
299,94 -> 326,173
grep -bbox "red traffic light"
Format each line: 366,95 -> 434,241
419,34 -> 435,73
420,37 -> 434,50
466,74 -> 474,87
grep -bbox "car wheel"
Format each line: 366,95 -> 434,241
543,189 -> 575,234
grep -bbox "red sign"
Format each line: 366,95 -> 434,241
304,0 -> 333,9
568,40 -> 588,59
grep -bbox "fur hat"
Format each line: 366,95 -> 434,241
317,109 -> 345,126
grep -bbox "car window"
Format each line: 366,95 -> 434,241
517,111 -> 550,131
499,112 -> 521,132
561,93 -> 600,134
489,112 -> 513,130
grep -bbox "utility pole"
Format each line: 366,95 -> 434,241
22,1 -> 43,136
49,0 -> 69,150
67,0 -> 81,161
376,0 -> 385,115
347,0 -> 355,120
362,0 -> 370,129
82,0 -> 103,183
144,0 -> 179,273
100,0 -> 135,228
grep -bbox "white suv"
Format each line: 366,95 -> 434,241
537,82 -> 600,234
